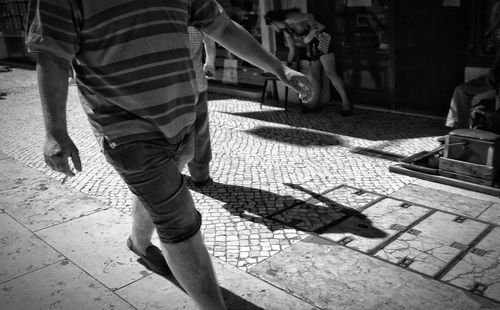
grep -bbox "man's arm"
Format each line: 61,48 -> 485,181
37,53 -> 81,176
201,32 -> 217,79
207,20 -> 313,102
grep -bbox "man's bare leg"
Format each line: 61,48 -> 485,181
162,231 -> 226,310
130,197 -> 155,254
130,140 -> 225,309
132,198 -> 226,310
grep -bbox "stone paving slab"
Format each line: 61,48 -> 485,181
249,236 -> 500,310
478,203 -> 500,226
0,260 -> 135,310
320,197 -> 430,253
442,226 -> 500,302
410,178 -> 500,227
319,185 -> 383,210
271,199 -> 348,233
412,179 -> 500,204
0,157 -> 106,231
117,259 -> 319,310
36,208 -> 151,291
212,259 -> 319,309
0,155 -> 43,192
116,274 -> 196,310
0,212 -> 63,283
269,185 -> 383,233
390,183 -> 493,218
374,211 -> 489,278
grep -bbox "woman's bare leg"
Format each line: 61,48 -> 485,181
320,53 -> 351,111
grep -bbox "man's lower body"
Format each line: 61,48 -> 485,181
188,91 -> 212,185
102,132 -> 226,310
446,75 -> 495,129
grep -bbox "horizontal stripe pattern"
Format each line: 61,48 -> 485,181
26,0 -> 227,145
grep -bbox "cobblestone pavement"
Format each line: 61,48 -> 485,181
6,67 -> 500,309
0,67 -> 447,271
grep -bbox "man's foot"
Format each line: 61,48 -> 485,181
127,237 -> 172,276
192,177 -> 213,187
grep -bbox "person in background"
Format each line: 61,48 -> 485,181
26,1 -> 313,309
187,26 -> 216,187
264,8 -> 352,115
444,1 -> 500,133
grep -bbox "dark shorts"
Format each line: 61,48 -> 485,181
102,133 -> 201,244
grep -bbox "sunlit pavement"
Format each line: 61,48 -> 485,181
1,67 -> 500,309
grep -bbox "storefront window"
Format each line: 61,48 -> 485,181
337,0 -> 390,50
220,0 -> 262,42
335,0 -> 391,93
213,0 -> 265,87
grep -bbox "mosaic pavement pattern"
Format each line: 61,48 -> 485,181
14,67 -> 500,302
0,68 -> 448,273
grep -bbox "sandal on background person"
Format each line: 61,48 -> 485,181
341,102 -> 354,117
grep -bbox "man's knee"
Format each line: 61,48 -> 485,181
149,183 -> 202,244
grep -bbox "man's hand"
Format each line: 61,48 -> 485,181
36,54 -> 80,178
207,20 -> 313,101
43,132 -> 82,177
280,66 -> 314,103
204,63 -> 216,80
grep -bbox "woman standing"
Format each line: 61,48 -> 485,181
265,8 -> 352,115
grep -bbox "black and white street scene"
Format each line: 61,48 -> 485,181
2,1 -> 500,309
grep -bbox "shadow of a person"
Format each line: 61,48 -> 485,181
187,177 -> 387,239
144,270 -> 266,310
282,183 -> 387,238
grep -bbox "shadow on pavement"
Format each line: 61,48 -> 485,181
225,107 -> 448,141
141,268 -> 265,310
350,146 -> 406,161
282,183 -> 387,238
246,126 -> 344,147
187,178 -> 387,239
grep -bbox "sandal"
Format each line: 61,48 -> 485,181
340,108 -> 354,117
127,236 -> 172,276
340,102 -> 354,117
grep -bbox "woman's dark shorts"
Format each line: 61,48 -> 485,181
102,133 -> 201,244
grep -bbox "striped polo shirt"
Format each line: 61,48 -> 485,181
25,0 -> 229,146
